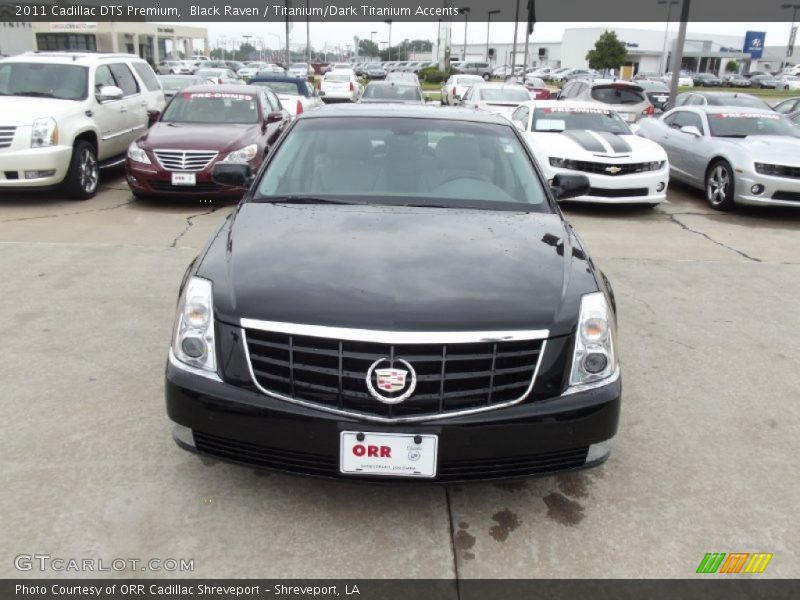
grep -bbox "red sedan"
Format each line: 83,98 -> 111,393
126,85 -> 289,199
524,76 -> 552,100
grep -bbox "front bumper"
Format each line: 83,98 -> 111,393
547,165 -> 669,204
166,357 -> 621,483
0,144 -> 72,189
125,158 -> 247,198
734,171 -> 800,207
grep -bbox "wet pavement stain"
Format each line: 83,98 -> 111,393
454,529 -> 476,557
493,480 -> 528,493
557,472 -> 591,499
543,492 -> 585,526
489,509 -> 520,542
458,521 -> 470,530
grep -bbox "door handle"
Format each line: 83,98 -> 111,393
141,101 -> 148,106
120,106 -> 128,113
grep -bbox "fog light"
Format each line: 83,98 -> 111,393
180,335 -> 206,359
582,352 -> 608,374
586,439 -> 614,463
172,423 -> 195,448
656,182 -> 665,192
751,184 -> 764,195
25,170 -> 56,179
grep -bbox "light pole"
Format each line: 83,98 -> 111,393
370,31 -> 377,43
242,35 -> 252,61
460,7 -> 470,62
782,4 -> 800,72
486,10 -> 500,63
385,20 -> 392,61
658,0 -> 679,75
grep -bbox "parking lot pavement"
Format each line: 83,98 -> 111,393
1,174 -> 798,579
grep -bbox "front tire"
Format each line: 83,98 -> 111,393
705,160 -> 735,211
482,72 -> 491,81
63,140 -> 99,200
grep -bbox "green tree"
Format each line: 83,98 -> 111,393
725,60 -> 739,73
359,39 -> 380,58
585,30 -> 627,72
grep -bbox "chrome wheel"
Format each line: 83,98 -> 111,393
706,165 -> 729,206
78,147 -> 98,194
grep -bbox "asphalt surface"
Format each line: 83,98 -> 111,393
1,171 -> 798,579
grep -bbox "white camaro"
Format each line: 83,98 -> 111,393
510,100 -> 669,205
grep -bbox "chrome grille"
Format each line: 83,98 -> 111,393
153,149 -> 218,172
243,327 -> 546,422
0,126 -> 16,149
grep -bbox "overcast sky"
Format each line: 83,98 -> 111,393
179,21 -> 795,50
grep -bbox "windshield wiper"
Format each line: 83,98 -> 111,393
13,91 -> 55,98
253,195 -> 365,205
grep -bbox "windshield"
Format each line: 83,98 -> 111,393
707,113 -> 800,137
455,76 -> 484,85
254,117 -> 550,211
366,63 -> 382,69
526,78 -> 546,87
0,62 -> 88,100
196,69 -> 223,76
251,81 -> 307,96
591,86 -> 645,105
291,63 -> 309,69
161,91 -> 259,124
532,107 -> 631,134
480,88 -> 531,102
361,84 -> 423,102
325,73 -> 351,82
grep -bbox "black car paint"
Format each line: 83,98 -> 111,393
166,106 -> 619,482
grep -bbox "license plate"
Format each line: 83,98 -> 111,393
171,172 -> 195,186
621,113 -> 635,122
655,95 -> 668,102
340,431 -> 438,478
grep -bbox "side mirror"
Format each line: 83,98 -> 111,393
318,90 -> 326,97
96,85 -> 124,103
212,162 -> 253,188
680,125 -> 702,137
266,111 -> 283,123
147,110 -> 160,126
550,173 -> 590,201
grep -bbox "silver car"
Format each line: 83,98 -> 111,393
637,105 -> 800,210
559,80 -> 654,123
457,82 -> 532,118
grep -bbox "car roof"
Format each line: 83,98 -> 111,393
3,51 -> 147,65
691,105 -> 776,115
297,103 -> 513,125
250,75 -> 308,83
182,84 -> 258,94
472,82 -> 527,88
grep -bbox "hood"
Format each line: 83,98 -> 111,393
721,135 -> 800,162
0,96 -> 85,125
138,122 -> 259,152
198,204 -> 599,336
524,130 -> 666,161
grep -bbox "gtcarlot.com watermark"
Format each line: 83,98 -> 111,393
14,554 -> 194,573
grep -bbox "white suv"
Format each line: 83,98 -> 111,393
0,52 -> 165,199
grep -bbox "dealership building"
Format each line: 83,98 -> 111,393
453,26 -> 786,77
0,21 -> 209,66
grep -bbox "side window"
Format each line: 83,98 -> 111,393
108,63 -> 139,96
673,111 -> 704,134
227,70 -> 236,79
445,77 -> 453,87
663,113 -> 678,127
131,62 -> 160,92
561,82 -> 575,98
94,65 -> 116,93
264,89 -> 281,112
511,106 -> 530,129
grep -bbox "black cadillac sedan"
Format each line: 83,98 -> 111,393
166,104 -> 621,483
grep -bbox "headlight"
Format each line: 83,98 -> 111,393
549,157 -> 575,169
31,117 -> 58,148
223,143 -> 258,162
127,141 -> 151,164
171,277 -> 216,375
568,292 -> 617,389
754,162 -> 782,176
